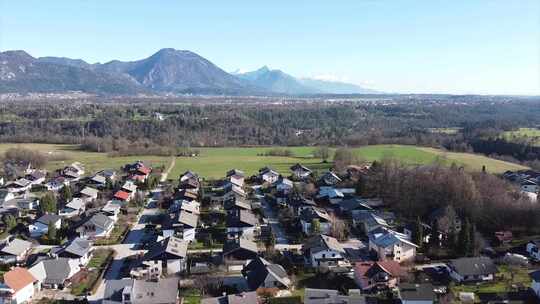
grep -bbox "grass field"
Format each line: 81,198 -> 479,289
0,143 -> 171,174
0,143 -> 527,180
501,127 -> 540,146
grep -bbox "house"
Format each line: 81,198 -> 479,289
303,288 -> 366,304
242,257 -> 292,290
0,190 -> 15,204
223,238 -> 259,261
114,190 -> 133,202
178,177 -> 200,191
29,257 -> 80,289
527,240 -> 540,261
201,291 -> 259,304
0,267 -> 38,304
59,198 -> 86,218
25,171 -> 46,185
4,179 -> 32,194
354,261 -> 402,291
448,257 -> 497,283
102,201 -> 122,221
317,187 -> 345,204
224,198 -> 252,216
530,270 -> 540,300
130,236 -> 188,279
521,179 -> 539,194
79,186 -> 99,202
77,213 -> 115,239
288,195 -> 316,216
121,181 -> 138,194
227,169 -> 245,187
368,228 -> 418,263
494,231 -> 513,245
319,171 -> 342,186
177,200 -> 201,215
121,277 -> 179,304
290,163 -> 312,179
226,209 -> 259,239
176,211 -> 198,241
300,206 -> 333,235
428,205 -> 462,235
398,283 -> 436,304
303,234 -> 348,268
29,214 -> 62,238
57,237 -> 92,266
180,171 -> 199,183
45,177 -> 69,191
275,177 -> 294,194
402,222 -> 433,245
259,168 -> 280,184
337,197 -> 373,216
353,211 -> 390,234
89,174 -> 107,187
0,238 -> 32,264
63,162 -> 85,178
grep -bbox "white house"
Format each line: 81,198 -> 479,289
275,178 -> 294,194
319,171 -> 342,186
0,238 -> 33,264
368,228 -> 418,263
79,186 -> 99,203
57,237 -> 93,267
28,214 -> 62,238
448,257 -> 497,283
5,179 -> 32,194
526,240 -> 540,261
0,267 -> 38,304
259,168 -> 280,184
521,180 -> 539,194
59,198 -> 86,218
242,257 -> 292,290
300,207 -> 333,235
130,236 -> 188,279
303,234 -> 348,268
29,257 -> 80,289
76,213 -> 114,239
290,163 -> 312,179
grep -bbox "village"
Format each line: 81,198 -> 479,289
0,157 -> 539,304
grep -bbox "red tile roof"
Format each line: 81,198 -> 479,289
3,267 -> 36,292
114,190 -> 130,201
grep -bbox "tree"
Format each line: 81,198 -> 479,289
314,146 -> 330,162
429,219 -> 439,249
412,216 -> 423,249
459,218 -> 472,256
333,148 -> 364,172
59,185 -> 72,202
47,221 -> 57,244
330,215 -> 348,241
310,219 -> 321,235
2,214 -> 17,231
39,192 -> 57,215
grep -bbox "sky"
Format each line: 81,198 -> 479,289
1,1 -> 539,95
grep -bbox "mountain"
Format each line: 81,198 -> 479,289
234,66 -> 320,95
0,51 -> 143,94
96,48 -> 257,94
299,78 -> 380,94
235,66 -> 380,95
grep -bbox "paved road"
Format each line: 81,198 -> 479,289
260,196 -> 290,245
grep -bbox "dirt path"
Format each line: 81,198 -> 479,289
160,156 -> 176,182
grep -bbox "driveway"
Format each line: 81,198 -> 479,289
260,196 -> 289,245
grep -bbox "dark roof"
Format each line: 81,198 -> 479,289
227,209 -> 258,227
143,236 -> 187,260
290,163 -> 311,172
223,238 -> 258,258
304,234 -> 345,254
398,283 -> 436,301
243,257 -> 290,290
201,292 -> 258,304
227,169 -> 245,178
86,213 -> 114,230
529,270 -> 540,282
449,257 -> 497,276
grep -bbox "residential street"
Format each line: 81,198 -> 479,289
260,196 -> 290,245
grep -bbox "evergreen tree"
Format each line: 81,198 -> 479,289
59,185 -> 72,202
47,221 -> 57,244
429,219 -> 439,248
39,192 -> 57,215
310,219 -> 321,235
459,218 -> 472,256
412,216 -> 423,249
2,214 -> 17,231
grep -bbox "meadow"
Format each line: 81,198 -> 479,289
501,127 -> 540,146
0,143 -> 527,180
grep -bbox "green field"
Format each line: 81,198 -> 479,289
502,127 -> 540,146
0,143 -> 527,180
0,143 -> 170,174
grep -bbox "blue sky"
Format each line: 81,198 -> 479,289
1,1 -> 539,95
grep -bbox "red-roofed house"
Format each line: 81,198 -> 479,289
354,261 -> 402,291
0,267 -> 38,304
114,190 -> 132,201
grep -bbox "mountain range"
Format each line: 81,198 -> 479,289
0,48 -> 379,96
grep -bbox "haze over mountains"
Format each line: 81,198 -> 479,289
0,48 -> 379,96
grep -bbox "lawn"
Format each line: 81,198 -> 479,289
0,143 -> 525,180
501,128 -> 540,146
0,143 -> 171,176
451,265 -> 534,295
71,249 -> 114,296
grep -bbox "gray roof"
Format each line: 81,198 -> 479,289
63,237 -> 91,258
304,288 -> 365,304
37,214 -> 61,225
80,186 -> 99,197
40,257 -> 77,285
103,279 -> 133,304
129,277 -> 179,304
86,213 -> 114,230
244,257 -> 291,290
144,236 -> 188,260
223,238 -> 258,256
91,175 -> 107,184
1,238 -> 32,256
65,198 -> 85,210
304,235 -> 345,254
178,211 -> 199,228
398,283 -> 436,301
201,292 -> 258,304
227,209 -> 258,227
449,257 -> 497,277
